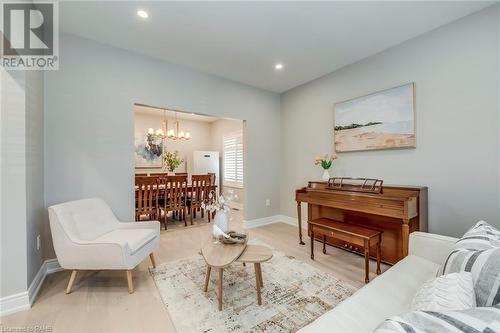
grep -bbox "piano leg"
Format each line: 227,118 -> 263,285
402,221 -> 410,257
322,235 -> 326,254
364,239 -> 370,283
297,201 -> 305,245
376,234 -> 382,275
310,227 -> 315,260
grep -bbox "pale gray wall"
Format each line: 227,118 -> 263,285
280,5 -> 500,237
1,69 -> 28,297
1,69 -> 45,298
44,34 -> 280,256
25,71 -> 45,285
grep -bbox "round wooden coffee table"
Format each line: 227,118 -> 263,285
201,236 -> 247,311
236,245 -> 273,305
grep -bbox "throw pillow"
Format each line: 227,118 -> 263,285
374,304 -> 500,333
439,247 -> 500,307
454,220 -> 500,250
411,272 -> 475,311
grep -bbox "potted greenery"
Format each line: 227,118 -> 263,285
163,150 -> 184,174
315,153 -> 338,181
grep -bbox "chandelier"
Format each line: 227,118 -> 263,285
147,109 -> 191,141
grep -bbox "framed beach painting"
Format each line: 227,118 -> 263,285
334,83 -> 416,152
135,130 -> 163,168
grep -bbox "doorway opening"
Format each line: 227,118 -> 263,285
133,103 -> 246,231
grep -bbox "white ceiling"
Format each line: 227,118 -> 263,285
60,1 -> 494,93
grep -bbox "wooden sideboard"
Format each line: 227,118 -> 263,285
295,181 -> 427,265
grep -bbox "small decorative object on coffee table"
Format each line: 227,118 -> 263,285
315,153 -> 338,181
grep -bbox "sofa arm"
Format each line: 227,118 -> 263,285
409,232 -> 458,265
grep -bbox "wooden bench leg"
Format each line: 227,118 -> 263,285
376,234 -> 382,275
310,227 -> 315,260
204,265 -> 211,292
254,263 -> 262,305
218,268 -> 223,311
322,235 -> 326,254
364,239 -> 370,283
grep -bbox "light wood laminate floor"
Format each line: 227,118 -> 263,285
1,210 -> 389,332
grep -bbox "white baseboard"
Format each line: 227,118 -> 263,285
0,292 -> 30,317
244,214 -> 307,230
1,258 -> 61,317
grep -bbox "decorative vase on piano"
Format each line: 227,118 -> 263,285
315,153 -> 338,182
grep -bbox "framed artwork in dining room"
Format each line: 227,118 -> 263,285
135,130 -> 163,168
333,83 -> 416,152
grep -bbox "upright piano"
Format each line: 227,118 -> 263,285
295,180 -> 427,265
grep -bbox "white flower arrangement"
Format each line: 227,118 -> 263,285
202,191 -> 236,213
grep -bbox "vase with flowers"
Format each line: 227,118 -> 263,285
163,150 -> 184,175
202,192 -> 237,237
315,153 -> 338,181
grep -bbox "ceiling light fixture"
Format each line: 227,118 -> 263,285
137,10 -> 148,19
275,63 -> 284,70
147,109 -> 191,141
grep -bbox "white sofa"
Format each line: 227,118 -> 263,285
299,232 -> 457,333
48,198 -> 160,294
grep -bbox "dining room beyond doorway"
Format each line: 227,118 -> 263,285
133,103 -> 246,230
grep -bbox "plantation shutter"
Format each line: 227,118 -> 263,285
223,131 -> 244,188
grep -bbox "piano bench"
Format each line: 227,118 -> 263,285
308,218 -> 382,283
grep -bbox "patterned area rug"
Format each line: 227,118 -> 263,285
150,241 -> 357,332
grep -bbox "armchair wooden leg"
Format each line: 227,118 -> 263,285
127,270 -> 134,294
149,253 -> 156,268
66,270 -> 78,294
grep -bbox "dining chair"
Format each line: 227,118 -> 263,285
161,175 -> 188,228
188,175 -> 214,224
135,176 -> 159,222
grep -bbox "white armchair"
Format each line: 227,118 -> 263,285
48,198 -> 160,294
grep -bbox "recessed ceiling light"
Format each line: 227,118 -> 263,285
137,10 -> 148,19
275,63 -> 284,70
191,113 -> 195,115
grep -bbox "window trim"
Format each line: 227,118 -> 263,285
222,130 -> 244,189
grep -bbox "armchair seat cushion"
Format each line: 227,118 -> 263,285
94,228 -> 158,255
